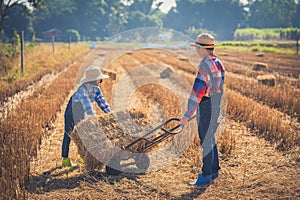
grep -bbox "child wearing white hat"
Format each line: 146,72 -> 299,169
62,66 -> 111,167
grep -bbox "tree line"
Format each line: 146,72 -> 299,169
1,0 -> 299,42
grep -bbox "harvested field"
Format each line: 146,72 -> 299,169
0,46 -> 299,200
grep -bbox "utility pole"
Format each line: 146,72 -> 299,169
20,31 -> 24,74
52,35 -> 55,53
296,32 -> 299,56
68,35 -> 71,51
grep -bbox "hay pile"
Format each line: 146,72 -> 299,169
160,67 -> 173,79
257,74 -> 276,86
255,53 -> 264,57
253,62 -> 268,71
71,109 -> 167,173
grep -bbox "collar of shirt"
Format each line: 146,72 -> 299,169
84,83 -> 95,93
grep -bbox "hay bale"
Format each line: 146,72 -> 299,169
103,69 -> 117,80
178,57 -> 189,62
253,62 -> 268,71
219,53 -> 230,56
255,53 -> 264,57
176,51 -> 184,54
98,53 -> 106,57
160,67 -> 173,79
257,74 -> 276,86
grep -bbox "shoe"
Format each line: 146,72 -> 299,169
189,174 -> 212,186
79,156 -> 84,164
212,172 -> 219,180
62,158 -> 74,167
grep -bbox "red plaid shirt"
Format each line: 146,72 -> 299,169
184,54 -> 225,118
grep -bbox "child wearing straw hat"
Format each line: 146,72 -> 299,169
62,65 -> 111,167
180,33 -> 225,186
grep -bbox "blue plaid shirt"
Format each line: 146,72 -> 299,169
72,83 -> 111,115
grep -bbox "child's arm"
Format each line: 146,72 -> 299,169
183,65 -> 208,119
94,87 -> 111,114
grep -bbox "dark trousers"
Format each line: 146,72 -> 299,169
196,94 -> 222,176
61,97 -> 84,158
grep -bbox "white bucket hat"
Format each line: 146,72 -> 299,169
190,33 -> 215,49
80,65 -> 109,84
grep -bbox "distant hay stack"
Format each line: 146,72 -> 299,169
178,57 -> 189,62
257,74 -> 276,86
219,52 -> 230,56
255,53 -> 264,57
103,69 -> 117,80
253,62 -> 268,71
160,67 -> 173,79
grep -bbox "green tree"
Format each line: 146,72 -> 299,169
247,0 -> 297,28
185,26 -> 215,40
67,29 -> 80,42
32,0 -> 76,40
201,0 -> 245,40
2,5 -> 31,41
123,11 -> 163,30
64,0 -> 101,40
163,0 -> 245,40
110,0 -> 163,35
94,0 -> 126,38
164,0 -> 204,31
292,1 -> 300,27
33,0 -> 125,40
11,28 -> 20,54
0,0 -> 43,39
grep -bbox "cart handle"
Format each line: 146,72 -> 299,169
161,115 -> 196,135
161,118 -> 183,135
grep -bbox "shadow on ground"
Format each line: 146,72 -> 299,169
174,187 -> 207,200
26,166 -> 138,194
27,166 -> 207,199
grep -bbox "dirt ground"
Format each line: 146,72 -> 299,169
26,48 -> 299,199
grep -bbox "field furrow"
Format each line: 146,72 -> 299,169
1,47 -> 299,200
219,51 -> 299,78
225,72 -> 300,119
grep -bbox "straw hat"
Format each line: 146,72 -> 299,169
80,65 -> 109,84
190,33 -> 215,48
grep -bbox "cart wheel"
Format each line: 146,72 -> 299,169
106,165 -> 121,175
135,154 -> 150,172
106,156 -> 121,175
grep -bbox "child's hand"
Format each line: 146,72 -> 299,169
180,116 -> 189,125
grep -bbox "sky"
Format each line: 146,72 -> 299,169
156,0 -> 176,13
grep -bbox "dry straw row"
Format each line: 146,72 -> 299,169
226,88 -> 299,153
221,53 -> 299,79
137,49 -> 197,75
1,47 -> 296,199
0,44 -> 89,105
0,55 -> 87,200
179,49 -> 299,155
226,73 -> 300,119
223,61 -> 300,88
